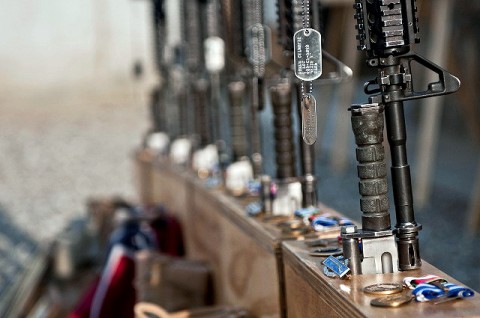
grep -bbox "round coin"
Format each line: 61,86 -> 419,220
370,293 -> 413,308
309,247 -> 343,257
364,283 -> 403,295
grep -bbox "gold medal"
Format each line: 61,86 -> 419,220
364,283 -> 403,295
370,293 -> 413,308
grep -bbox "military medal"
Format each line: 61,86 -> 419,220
370,293 -> 414,308
364,283 -> 403,295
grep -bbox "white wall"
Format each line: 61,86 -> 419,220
0,0 -> 156,243
0,0 -> 156,98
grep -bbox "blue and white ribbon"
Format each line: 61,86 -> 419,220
294,207 -> 319,219
443,283 -> 475,299
412,282 -> 475,302
311,216 -> 338,232
412,283 -> 445,302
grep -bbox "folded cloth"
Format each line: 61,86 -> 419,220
69,214 -> 155,318
68,245 -> 137,318
149,214 -> 185,257
90,245 -> 137,318
69,203 -> 184,318
67,277 -> 100,318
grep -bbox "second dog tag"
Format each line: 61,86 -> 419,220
301,94 -> 318,145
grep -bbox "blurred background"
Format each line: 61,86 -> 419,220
0,0 -> 154,243
0,0 -> 479,310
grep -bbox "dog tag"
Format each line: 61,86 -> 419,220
294,28 -> 322,81
301,95 -> 317,145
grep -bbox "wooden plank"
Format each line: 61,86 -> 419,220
136,155 -> 284,316
188,186 -> 281,318
148,163 -> 286,317
139,161 -> 480,317
150,161 -> 190,224
284,263 -> 343,318
282,240 -> 480,318
207,189 -> 280,253
133,149 -> 156,205
147,162 -> 369,318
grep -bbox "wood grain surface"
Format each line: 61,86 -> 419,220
148,162 -> 284,317
283,240 -> 480,318
150,160 -> 190,224
188,184 -> 281,318
134,149 -> 155,206
140,159 -> 480,318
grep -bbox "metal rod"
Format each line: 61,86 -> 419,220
296,84 -> 317,207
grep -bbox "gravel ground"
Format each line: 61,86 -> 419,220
0,91 -> 148,243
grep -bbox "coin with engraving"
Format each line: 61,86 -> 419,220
293,28 -> 322,81
364,283 -> 403,295
309,247 -> 343,257
370,293 -> 413,308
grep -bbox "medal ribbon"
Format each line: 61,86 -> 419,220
406,276 -> 475,302
412,283 -> 445,302
403,275 -> 445,289
442,283 -> 475,299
